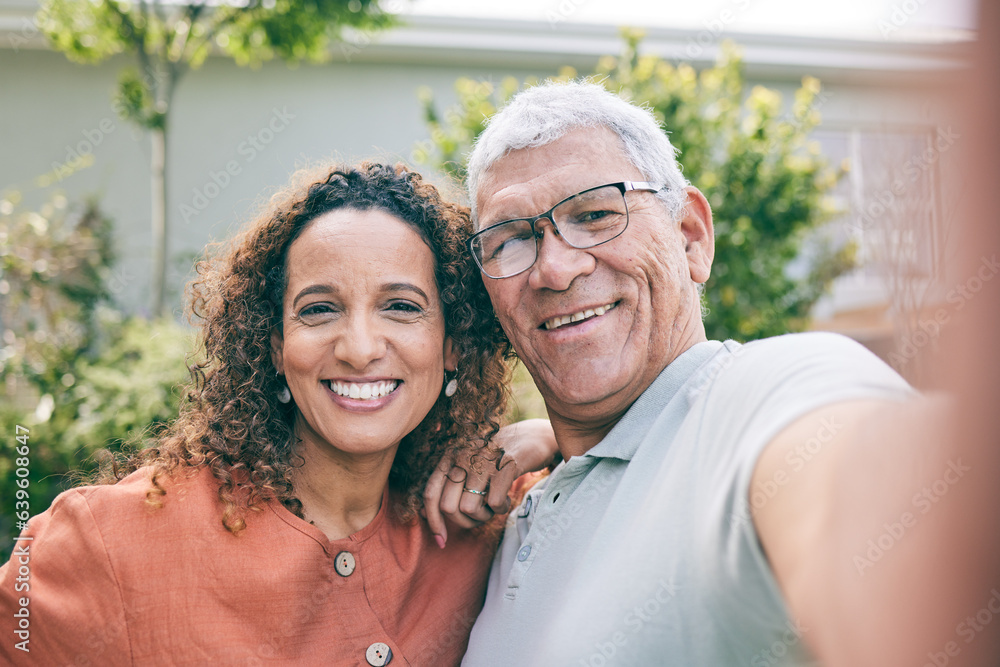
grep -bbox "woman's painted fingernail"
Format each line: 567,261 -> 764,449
434,534 -> 446,549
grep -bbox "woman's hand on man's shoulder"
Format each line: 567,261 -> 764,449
422,419 -> 557,547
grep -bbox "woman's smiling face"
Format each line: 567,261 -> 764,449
271,207 -> 456,458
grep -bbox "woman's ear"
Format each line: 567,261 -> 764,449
271,328 -> 285,375
443,337 -> 458,372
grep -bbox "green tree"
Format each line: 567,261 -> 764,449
0,186 -> 194,560
416,35 -> 855,342
38,0 -> 396,317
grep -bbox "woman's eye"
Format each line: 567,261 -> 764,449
387,301 -> 421,314
299,303 -> 336,318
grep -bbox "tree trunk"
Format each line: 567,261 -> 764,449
150,123 -> 167,318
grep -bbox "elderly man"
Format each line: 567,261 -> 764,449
457,81 -> 994,666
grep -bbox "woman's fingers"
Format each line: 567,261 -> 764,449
457,474 -> 494,522
425,445 -> 525,546
438,465 -> 466,516
440,465 -> 483,529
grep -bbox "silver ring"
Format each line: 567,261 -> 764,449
462,487 -> 487,496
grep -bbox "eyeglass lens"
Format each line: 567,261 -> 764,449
473,184 -> 629,278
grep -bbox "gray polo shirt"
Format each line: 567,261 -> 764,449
463,332 -> 913,666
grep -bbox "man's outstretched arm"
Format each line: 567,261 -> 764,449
752,395 -> 993,666
754,7 -> 1000,662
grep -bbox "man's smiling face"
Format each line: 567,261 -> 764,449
475,126 -> 714,443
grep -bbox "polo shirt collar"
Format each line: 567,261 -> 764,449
583,340 -> 724,462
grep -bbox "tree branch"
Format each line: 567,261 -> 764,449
106,0 -> 146,55
170,3 -> 204,65
185,3 -> 243,59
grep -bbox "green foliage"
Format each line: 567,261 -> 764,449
117,67 -> 166,129
599,38 -> 854,340
0,191 -> 114,381
37,0 -> 394,69
39,312 -> 193,460
415,34 -> 855,342
0,190 -> 192,561
36,0 -> 126,63
221,0 -> 395,66
416,75 -> 525,183
37,0 -> 396,123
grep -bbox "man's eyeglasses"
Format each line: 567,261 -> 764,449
468,181 -> 660,279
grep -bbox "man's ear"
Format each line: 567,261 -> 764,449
443,337 -> 458,373
679,186 -> 715,284
271,328 -> 285,375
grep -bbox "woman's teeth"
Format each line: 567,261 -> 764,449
543,302 -> 617,330
326,380 -> 399,400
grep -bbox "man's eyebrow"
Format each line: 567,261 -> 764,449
481,210 -> 524,227
291,284 -> 335,310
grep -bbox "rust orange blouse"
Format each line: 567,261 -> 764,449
0,466 -> 499,666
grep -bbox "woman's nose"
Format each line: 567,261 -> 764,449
333,315 -> 388,369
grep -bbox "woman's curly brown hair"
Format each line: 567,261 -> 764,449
104,162 -> 512,532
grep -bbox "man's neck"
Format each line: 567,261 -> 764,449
548,413 -> 622,459
545,330 -> 708,459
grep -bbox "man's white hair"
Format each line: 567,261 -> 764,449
466,80 -> 691,224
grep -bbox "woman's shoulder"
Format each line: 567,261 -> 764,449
15,465 -> 254,583
41,465 -> 225,540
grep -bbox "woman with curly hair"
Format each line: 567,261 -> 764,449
0,162 -> 554,665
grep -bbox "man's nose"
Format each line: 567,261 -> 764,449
527,221 -> 596,292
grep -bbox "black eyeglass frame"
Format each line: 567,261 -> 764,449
468,180 -> 661,279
